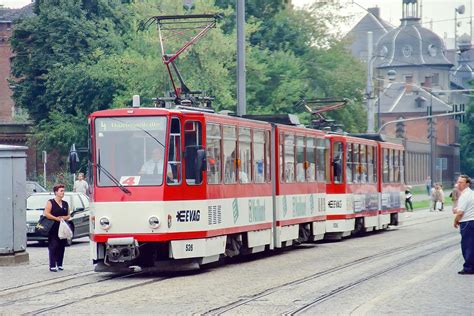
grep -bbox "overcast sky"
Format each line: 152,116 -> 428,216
1,0 -> 472,47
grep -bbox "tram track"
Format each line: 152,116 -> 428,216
402,211 -> 453,228
204,232 -> 458,315
0,270 -> 96,296
285,242 -> 458,315
25,274 -> 170,315
0,270 -> 141,306
0,268 -> 169,315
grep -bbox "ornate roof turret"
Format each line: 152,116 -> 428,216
375,0 -> 453,69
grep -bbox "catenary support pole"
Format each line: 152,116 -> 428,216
366,32 -> 374,133
237,0 -> 246,116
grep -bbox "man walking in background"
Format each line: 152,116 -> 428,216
425,176 -> 432,196
73,172 -> 89,196
453,175 -> 474,275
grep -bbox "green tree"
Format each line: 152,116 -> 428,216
460,103 -> 474,176
243,4 -> 366,131
10,0 -> 134,152
11,0 -> 368,157
11,0 -> 132,117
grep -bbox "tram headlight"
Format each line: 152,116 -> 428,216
148,216 -> 160,229
99,217 -> 111,230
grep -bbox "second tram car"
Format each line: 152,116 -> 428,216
87,107 -> 405,272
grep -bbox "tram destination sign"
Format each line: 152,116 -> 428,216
96,117 -> 166,132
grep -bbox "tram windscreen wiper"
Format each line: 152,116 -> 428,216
96,150 -> 131,195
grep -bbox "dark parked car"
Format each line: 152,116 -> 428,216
26,192 -> 90,244
26,181 -> 46,196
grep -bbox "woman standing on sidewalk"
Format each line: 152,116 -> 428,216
43,184 -> 70,272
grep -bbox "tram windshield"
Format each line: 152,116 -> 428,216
94,116 -> 168,187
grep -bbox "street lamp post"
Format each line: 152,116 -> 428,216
428,92 -> 436,185
366,31 -> 375,133
455,5 -> 465,50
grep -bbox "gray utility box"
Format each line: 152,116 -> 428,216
0,144 -> 27,254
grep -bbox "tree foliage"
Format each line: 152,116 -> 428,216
460,102 -> 474,176
10,0 -> 367,155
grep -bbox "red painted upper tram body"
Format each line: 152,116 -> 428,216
88,107 -> 404,272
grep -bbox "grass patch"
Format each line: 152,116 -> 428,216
411,199 -> 452,210
412,200 -> 430,210
410,185 -> 430,196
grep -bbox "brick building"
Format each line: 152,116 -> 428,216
0,19 -> 14,122
0,4 -> 37,177
0,3 -> 34,122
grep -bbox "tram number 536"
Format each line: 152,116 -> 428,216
185,244 -> 193,252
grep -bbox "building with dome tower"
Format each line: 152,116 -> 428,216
347,0 -> 461,186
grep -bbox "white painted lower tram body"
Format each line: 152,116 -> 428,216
91,193 -> 326,271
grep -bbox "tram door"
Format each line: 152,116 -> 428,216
330,140 -> 346,193
182,119 -> 206,199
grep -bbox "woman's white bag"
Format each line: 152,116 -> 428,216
58,219 -> 73,239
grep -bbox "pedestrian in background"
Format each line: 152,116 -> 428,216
73,172 -> 89,196
453,175 -> 474,275
437,184 -> 445,211
430,183 -> 441,211
43,184 -> 70,272
425,176 -> 432,196
405,185 -> 413,212
450,183 -> 461,214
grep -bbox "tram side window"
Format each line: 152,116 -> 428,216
253,130 -> 265,183
239,127 -> 252,184
167,117 -> 182,185
394,150 -> 400,183
332,141 -> 343,183
346,143 -> 353,183
206,123 -> 221,184
280,134 -> 284,181
389,149 -> 394,183
360,145 -> 367,183
306,138 -> 316,182
352,144 -> 360,183
373,146 -> 378,183
296,136 -> 305,182
317,139 -> 328,182
367,146 -> 374,183
383,149 -> 389,183
400,151 -> 405,184
265,131 -> 271,182
223,126 -> 237,184
184,121 -> 203,185
284,134 -> 295,182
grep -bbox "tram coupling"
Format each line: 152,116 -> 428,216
104,237 -> 140,265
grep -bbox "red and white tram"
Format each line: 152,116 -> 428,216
87,107 -> 404,272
